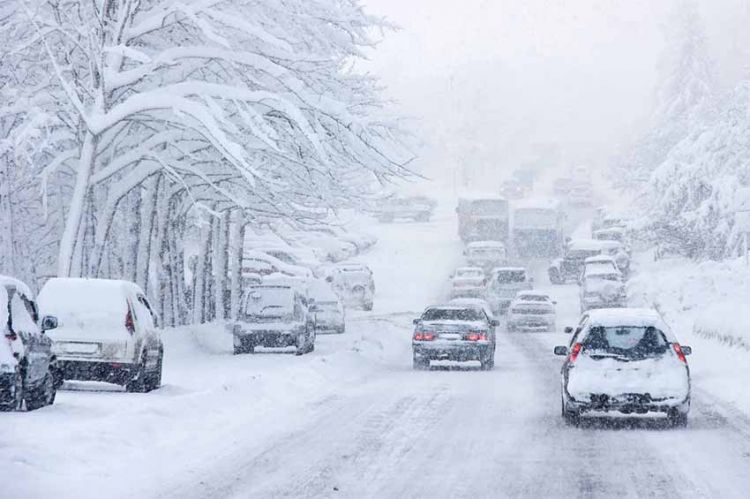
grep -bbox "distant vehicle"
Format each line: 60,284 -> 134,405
411,305 -> 499,370
38,278 -> 163,393
568,182 -> 593,207
553,177 -> 574,196
254,246 -> 324,276
507,291 -> 556,332
449,267 -> 487,299
375,196 -> 436,223
1,276 -> 60,411
597,240 -> 631,277
581,255 -> 621,281
242,250 -> 313,280
579,268 -> 626,313
501,179 -> 525,200
485,267 -> 533,314
555,308 -> 692,427
456,197 -> 509,243
308,279 -> 345,334
448,298 -> 495,322
230,285 -> 316,355
593,227 -> 631,257
548,239 -> 607,284
511,199 -> 565,258
512,168 -> 536,190
464,241 -> 507,272
327,263 -> 375,311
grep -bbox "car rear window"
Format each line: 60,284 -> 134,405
493,270 -> 526,283
244,288 -> 294,318
422,308 -> 484,322
582,326 -> 669,358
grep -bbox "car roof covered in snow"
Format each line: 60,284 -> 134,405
0,275 -> 33,298
567,239 -> 607,251
466,240 -> 505,249
40,277 -> 142,297
585,308 -> 675,339
336,263 -> 371,272
594,227 -> 626,236
585,266 -> 622,277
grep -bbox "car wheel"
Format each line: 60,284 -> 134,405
0,372 -> 23,412
337,326 -> 346,334
363,302 -> 373,312
548,269 -> 562,285
146,352 -> 163,391
295,334 -> 307,356
480,351 -> 494,370
562,397 -> 580,427
125,356 -> 148,393
25,370 -> 56,411
412,354 -> 429,370
668,409 -> 688,428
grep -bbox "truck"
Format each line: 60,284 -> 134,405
511,199 -> 565,258
456,197 -> 509,244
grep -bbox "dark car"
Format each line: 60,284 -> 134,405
554,308 -> 692,427
412,305 -> 499,370
229,285 -> 316,355
1,275 -> 61,411
548,239 -> 606,284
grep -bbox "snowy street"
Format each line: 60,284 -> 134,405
5,204 -> 750,498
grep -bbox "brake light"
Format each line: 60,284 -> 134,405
125,308 -> 135,335
569,343 -> 582,363
4,331 -> 17,342
673,343 -> 687,364
466,331 -> 487,341
413,332 -> 436,341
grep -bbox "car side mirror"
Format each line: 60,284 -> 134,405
554,346 -> 569,356
681,345 -> 692,356
564,326 -> 573,334
412,319 -> 421,325
41,315 -> 58,332
490,319 -> 500,327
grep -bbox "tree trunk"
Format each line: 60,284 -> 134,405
192,221 -> 212,324
228,210 -> 245,320
135,176 -> 159,292
213,211 -> 229,320
58,131 -> 97,277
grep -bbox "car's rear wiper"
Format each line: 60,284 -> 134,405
588,352 -> 631,361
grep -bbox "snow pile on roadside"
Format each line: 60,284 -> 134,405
628,255 -> 750,350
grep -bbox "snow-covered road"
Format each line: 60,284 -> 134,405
5,203 -> 750,498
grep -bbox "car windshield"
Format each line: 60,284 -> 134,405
493,270 -> 526,284
582,326 -> 669,359
421,308 -> 484,322
456,269 -> 483,278
518,295 -> 547,302
244,289 -> 294,318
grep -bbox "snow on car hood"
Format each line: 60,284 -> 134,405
568,355 -> 689,401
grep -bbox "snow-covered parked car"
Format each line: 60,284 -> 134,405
464,241 -> 507,272
230,285 -> 316,355
548,239 -> 606,284
554,308 -> 692,427
581,255 -> 621,281
1,276 -> 61,411
412,304 -> 499,370
507,291 -> 556,332
598,240 -> 631,277
375,196 -> 436,223
327,263 -> 375,311
485,267 -> 533,315
38,278 -> 163,392
579,267 -> 626,313
253,246 -> 325,277
308,279 -> 345,334
242,250 -> 313,280
449,266 -> 487,299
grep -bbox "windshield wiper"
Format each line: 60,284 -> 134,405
588,352 -> 631,361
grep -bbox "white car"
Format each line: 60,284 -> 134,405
507,292 -> 556,332
580,255 -> 621,281
327,263 -> 375,311
485,267 -> 533,314
242,250 -> 313,280
579,267 -> 626,313
38,278 -> 163,392
254,246 -> 325,276
450,267 -> 487,299
464,241 -> 507,271
308,279 -> 346,334
555,308 -> 692,427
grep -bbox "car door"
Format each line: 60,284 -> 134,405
135,294 -> 161,364
9,290 -> 48,387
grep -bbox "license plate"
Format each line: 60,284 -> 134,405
62,342 -> 99,354
439,333 -> 462,341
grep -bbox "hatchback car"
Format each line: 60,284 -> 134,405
412,305 -> 499,370
327,263 -> 375,311
1,276 -> 61,411
485,267 -> 533,314
230,285 -> 316,355
38,278 -> 163,393
554,308 -> 692,427
464,241 -> 507,272
579,268 -> 626,313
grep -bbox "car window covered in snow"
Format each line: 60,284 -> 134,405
9,292 -> 38,333
493,270 -> 526,284
582,326 -> 669,358
422,308 -> 484,322
244,288 -> 294,318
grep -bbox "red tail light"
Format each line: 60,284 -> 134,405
125,308 -> 135,335
4,331 -> 17,341
569,343 -> 582,363
466,331 -> 488,341
673,343 -> 687,364
413,332 -> 436,341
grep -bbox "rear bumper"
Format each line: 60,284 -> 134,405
413,343 -> 491,362
234,330 -> 301,348
0,373 -> 19,405
508,316 -> 555,330
59,360 -> 137,385
566,391 -> 690,415
450,288 -> 485,299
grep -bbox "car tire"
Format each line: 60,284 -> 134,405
363,302 -> 373,312
125,356 -> 148,393
548,269 -> 562,285
25,370 -> 56,411
562,397 -> 580,426
0,371 -> 24,412
668,409 -> 688,428
146,352 -> 163,392
295,334 -> 307,356
412,354 -> 429,370
480,351 -> 494,370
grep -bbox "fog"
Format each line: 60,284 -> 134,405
363,0 -> 750,189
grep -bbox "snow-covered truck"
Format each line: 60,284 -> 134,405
456,197 -> 510,244
511,199 -> 565,258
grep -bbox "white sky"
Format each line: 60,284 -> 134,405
361,0 -> 750,189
